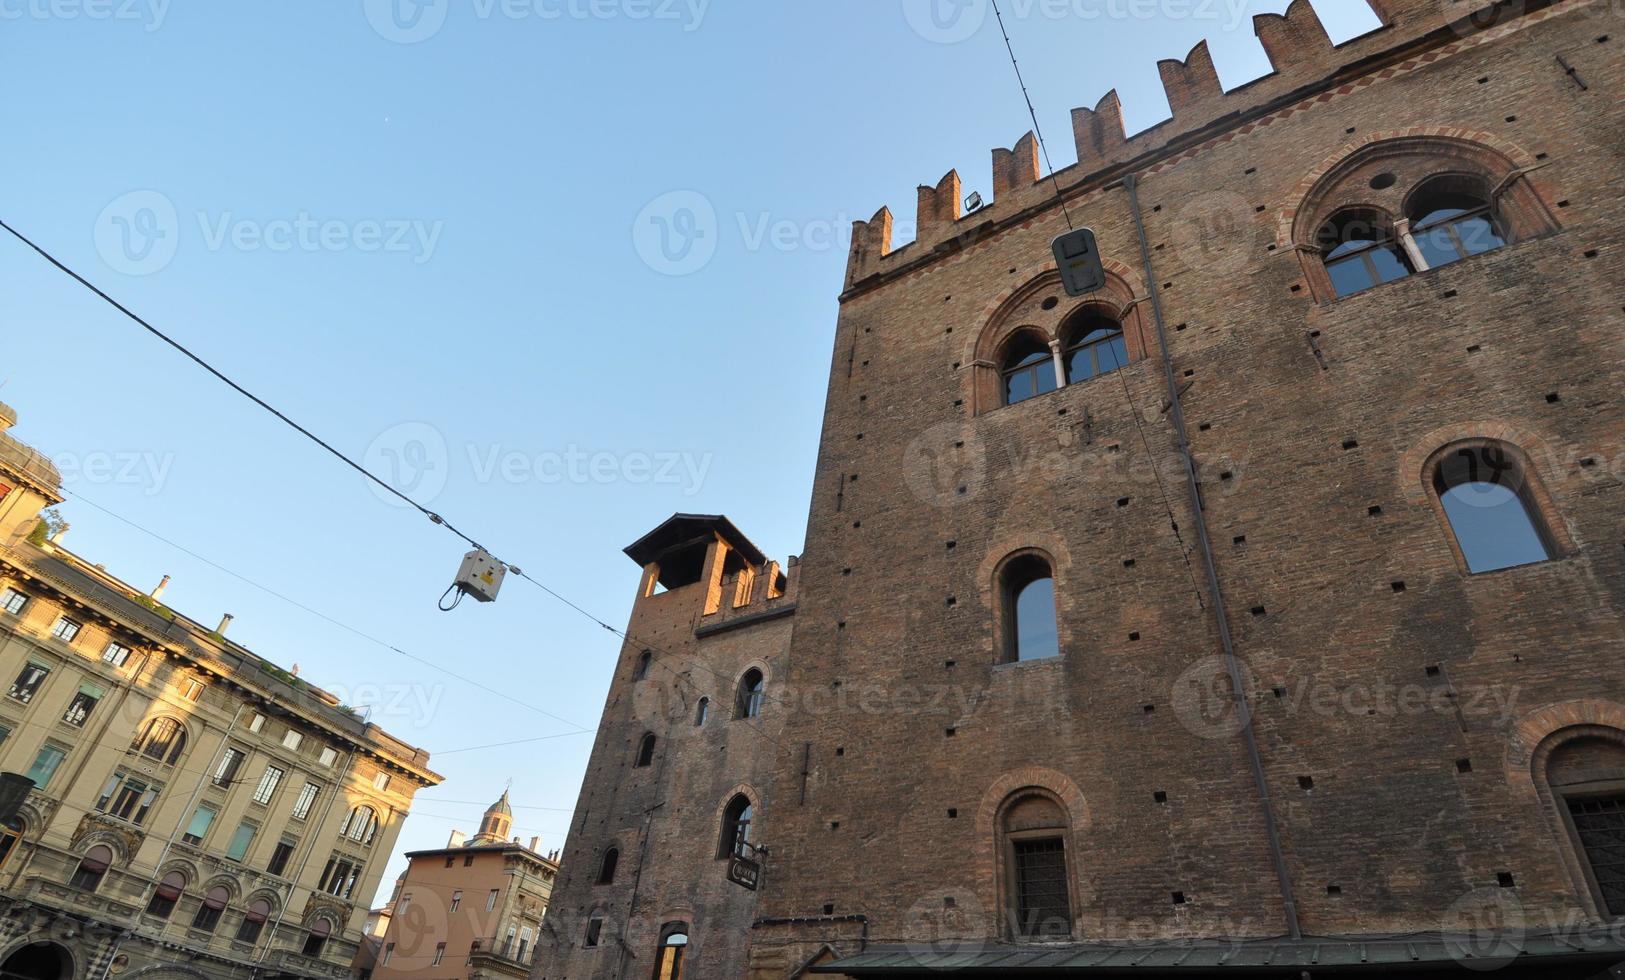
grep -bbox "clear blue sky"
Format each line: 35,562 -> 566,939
0,0 -> 1382,896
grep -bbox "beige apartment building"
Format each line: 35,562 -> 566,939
364,791 -> 557,980
0,400 -> 443,980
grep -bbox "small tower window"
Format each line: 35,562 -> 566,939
695,697 -> 710,727
635,650 -> 652,681
635,733 -> 656,768
1002,554 -> 1060,663
719,795 -> 754,858
1432,442 -> 1553,573
596,847 -> 619,885
735,670 -> 765,720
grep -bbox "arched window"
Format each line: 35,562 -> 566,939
192,885 -> 230,931
735,670 -> 765,720
635,650 -> 652,681
694,697 -> 709,727
146,870 -> 186,918
1316,208 -> 1413,298
596,847 -> 619,885
1545,735 -> 1625,917
68,844 -> 113,891
1061,311 -> 1128,385
1431,442 -> 1553,573
1407,175 -> 1506,269
132,718 -> 187,765
1002,554 -> 1059,663
236,898 -> 273,943
302,918 -> 333,958
718,795 -> 753,858
341,805 -> 380,845
653,922 -> 690,980
999,791 -> 1074,939
635,733 -> 656,768
1001,334 -> 1058,406
0,818 -> 22,872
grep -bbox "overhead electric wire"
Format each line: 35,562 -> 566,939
1,221 -> 857,761
58,487 -> 594,737
989,0 -> 1074,230
978,11 -> 1206,610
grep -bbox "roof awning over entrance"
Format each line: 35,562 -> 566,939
810,930 -> 1625,976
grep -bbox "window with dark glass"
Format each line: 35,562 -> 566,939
96,772 -> 160,825
134,718 -> 187,765
214,746 -> 245,786
267,840 -> 296,877
635,650 -> 652,681
719,795 -> 753,858
1408,177 -> 1506,269
1317,209 -> 1412,298
1433,443 -> 1553,573
62,683 -> 103,727
146,870 -> 185,918
236,899 -> 272,943
584,916 -> 604,948
69,844 -> 113,891
0,818 -> 22,871
635,733 -> 656,768
192,885 -> 229,932
1003,555 -> 1059,663
597,847 -> 619,885
1061,311 -> 1128,385
1012,838 -> 1072,938
1001,335 -> 1058,406
735,670 -> 765,720
8,662 -> 50,704
302,918 -> 333,957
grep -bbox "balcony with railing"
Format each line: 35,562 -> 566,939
469,935 -> 533,973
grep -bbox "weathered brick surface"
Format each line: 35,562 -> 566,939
539,1 -> 1625,976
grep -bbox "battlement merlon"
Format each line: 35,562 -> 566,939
842,0 -> 1526,290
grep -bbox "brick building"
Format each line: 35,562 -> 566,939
536,0 -> 1625,976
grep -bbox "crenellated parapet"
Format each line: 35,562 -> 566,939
843,0 -> 1524,289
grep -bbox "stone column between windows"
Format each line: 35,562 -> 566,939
1047,340 -> 1066,391
1394,218 -> 1430,272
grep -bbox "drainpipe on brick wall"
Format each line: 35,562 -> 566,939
1118,172 -> 1302,941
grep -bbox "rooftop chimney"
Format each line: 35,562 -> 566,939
529,836 -> 541,853
216,613 -> 234,635
448,830 -> 467,848
151,575 -> 171,601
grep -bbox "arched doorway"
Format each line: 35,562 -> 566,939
1,941 -> 74,980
